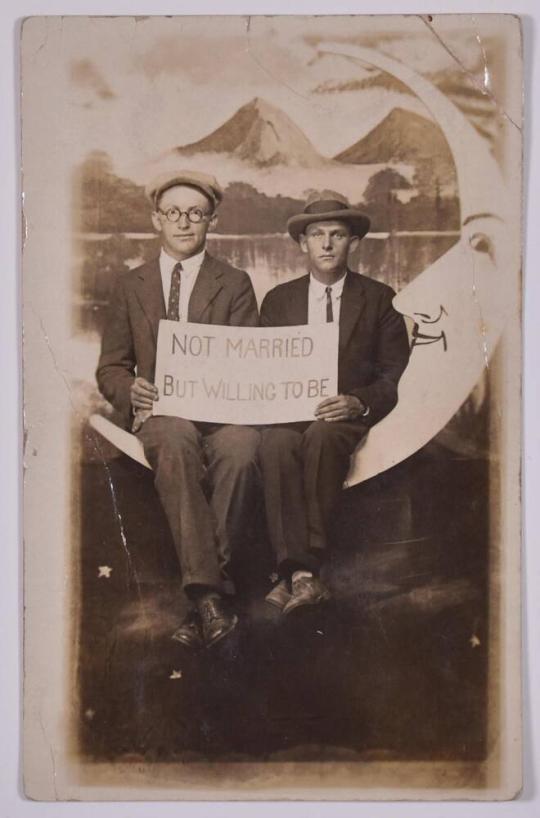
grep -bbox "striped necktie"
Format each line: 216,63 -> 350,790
167,262 -> 183,321
325,286 -> 334,322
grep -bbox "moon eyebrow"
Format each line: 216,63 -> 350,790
463,213 -> 504,226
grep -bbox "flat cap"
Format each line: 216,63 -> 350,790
287,190 -> 370,242
145,169 -> 224,208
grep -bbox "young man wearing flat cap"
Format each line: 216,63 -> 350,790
259,191 -> 410,614
96,170 -> 260,648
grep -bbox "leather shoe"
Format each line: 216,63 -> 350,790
198,595 -> 238,648
265,579 -> 292,610
171,609 -> 203,650
282,574 -> 331,615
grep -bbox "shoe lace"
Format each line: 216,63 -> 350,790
199,597 -> 221,623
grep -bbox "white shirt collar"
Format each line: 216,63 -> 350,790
309,271 -> 347,300
160,247 -> 206,278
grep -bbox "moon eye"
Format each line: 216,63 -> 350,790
469,232 -> 494,259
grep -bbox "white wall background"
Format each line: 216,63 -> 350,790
1,1 -> 538,816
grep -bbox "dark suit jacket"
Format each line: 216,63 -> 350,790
260,270 -> 410,426
96,252 -> 259,428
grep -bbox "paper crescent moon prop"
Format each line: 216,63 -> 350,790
90,44 -> 519,483
320,44 -> 518,486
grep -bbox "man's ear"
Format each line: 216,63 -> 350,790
151,211 -> 162,233
299,234 -> 308,254
349,236 -> 360,254
208,212 -> 218,231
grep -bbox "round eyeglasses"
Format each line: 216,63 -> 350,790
157,206 -> 210,224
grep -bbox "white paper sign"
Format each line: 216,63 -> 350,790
153,320 -> 339,424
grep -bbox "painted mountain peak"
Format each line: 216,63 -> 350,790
335,107 -> 457,194
173,96 -> 330,169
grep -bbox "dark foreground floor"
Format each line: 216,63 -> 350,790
78,431 -> 489,763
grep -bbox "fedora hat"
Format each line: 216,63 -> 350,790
287,190 -> 370,242
145,169 -> 224,209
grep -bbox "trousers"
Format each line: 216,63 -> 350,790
137,416 -> 260,594
259,420 -> 368,572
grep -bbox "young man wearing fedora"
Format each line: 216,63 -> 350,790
96,170 -> 260,648
259,190 -> 410,614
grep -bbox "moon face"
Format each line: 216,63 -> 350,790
317,44 -> 518,486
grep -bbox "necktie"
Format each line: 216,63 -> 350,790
325,286 -> 334,322
167,262 -> 183,321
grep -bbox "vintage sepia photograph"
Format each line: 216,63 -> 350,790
21,14 -> 522,800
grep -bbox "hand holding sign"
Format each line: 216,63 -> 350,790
315,395 -> 366,422
130,377 -> 159,431
130,377 -> 159,411
153,321 -> 339,425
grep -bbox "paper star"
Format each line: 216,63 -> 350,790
470,634 -> 481,648
169,670 -> 183,680
85,708 -> 95,720
97,565 -> 112,578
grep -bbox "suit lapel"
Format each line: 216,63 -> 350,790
339,270 -> 367,349
188,253 -> 224,323
287,275 -> 310,324
134,258 -> 166,343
